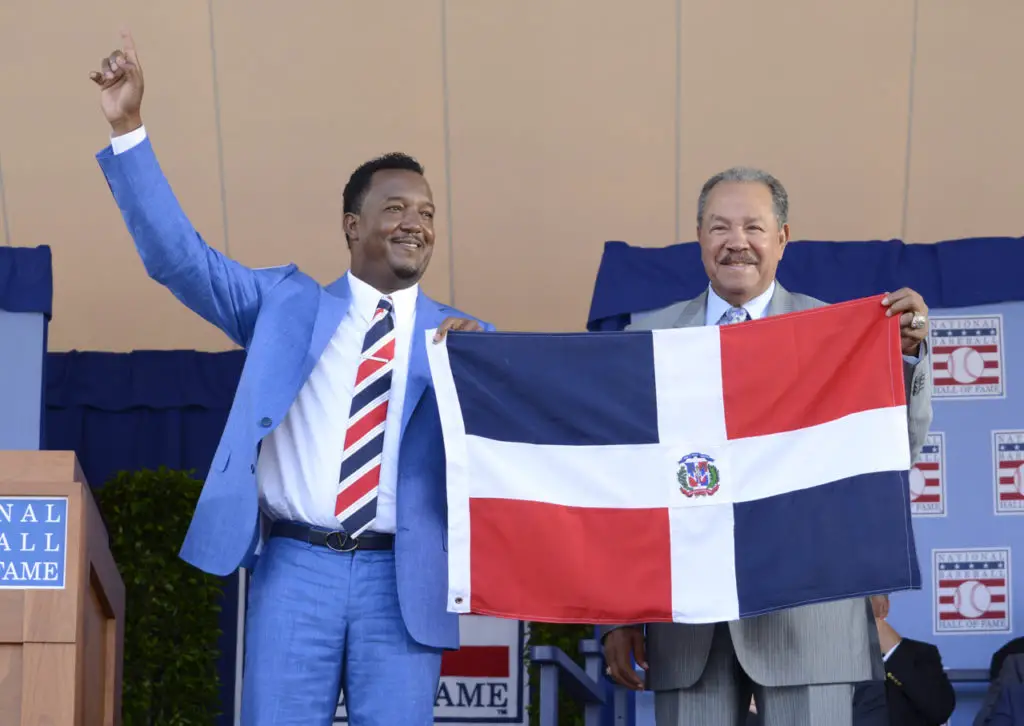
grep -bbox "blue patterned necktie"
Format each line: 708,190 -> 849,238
717,306 -> 751,326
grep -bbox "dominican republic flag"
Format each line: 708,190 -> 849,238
425,294 -> 922,625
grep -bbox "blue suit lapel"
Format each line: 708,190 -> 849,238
401,293 -> 450,437
311,276 -> 351,370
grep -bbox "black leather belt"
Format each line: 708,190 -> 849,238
270,521 -> 394,552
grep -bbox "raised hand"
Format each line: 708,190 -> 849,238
882,288 -> 929,357
88,29 -> 144,136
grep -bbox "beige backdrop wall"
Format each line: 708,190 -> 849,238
1,0 -> 1021,352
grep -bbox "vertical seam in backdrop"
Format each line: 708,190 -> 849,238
441,0 -> 457,307
900,0 -> 921,243
208,0 -> 231,257
0,152 -> 11,245
674,0 -> 683,242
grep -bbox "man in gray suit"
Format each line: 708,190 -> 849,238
601,167 -> 933,726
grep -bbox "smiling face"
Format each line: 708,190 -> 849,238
344,168 -> 435,293
697,180 -> 789,307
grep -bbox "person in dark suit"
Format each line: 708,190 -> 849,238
853,596 -> 956,726
988,683 -> 1024,725
976,639 -> 1024,725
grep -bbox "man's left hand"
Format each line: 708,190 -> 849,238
433,317 -> 484,342
882,288 -> 929,356
875,617 -> 902,655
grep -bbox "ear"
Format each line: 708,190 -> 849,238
779,223 -> 790,252
343,212 -> 359,244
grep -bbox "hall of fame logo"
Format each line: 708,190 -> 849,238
933,548 -> 1011,634
994,431 -> 1024,515
929,316 -> 1005,398
910,433 -> 945,516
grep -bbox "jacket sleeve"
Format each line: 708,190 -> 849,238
987,684 -> 1024,726
903,344 -> 933,464
96,137 -> 293,348
884,639 -> 955,725
851,682 -> 890,726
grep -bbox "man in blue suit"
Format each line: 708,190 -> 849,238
89,31 -> 494,726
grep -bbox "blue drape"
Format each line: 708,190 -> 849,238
45,349 -> 246,726
587,236 -> 1024,330
0,245 -> 53,316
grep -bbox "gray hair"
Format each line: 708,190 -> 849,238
696,166 -> 789,229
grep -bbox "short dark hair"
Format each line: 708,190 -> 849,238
343,152 -> 425,217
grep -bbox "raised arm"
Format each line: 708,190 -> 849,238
89,30 -> 289,348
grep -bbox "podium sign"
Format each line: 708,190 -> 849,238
329,614 -> 528,725
0,496 -> 68,588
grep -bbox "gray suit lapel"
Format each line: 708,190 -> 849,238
765,284 -> 797,317
672,291 -> 709,329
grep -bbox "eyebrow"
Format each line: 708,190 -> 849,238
382,195 -> 434,208
708,214 -> 765,224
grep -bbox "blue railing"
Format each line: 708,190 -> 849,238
529,638 -> 633,726
531,641 -> 991,726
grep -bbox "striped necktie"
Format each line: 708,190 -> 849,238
335,296 -> 395,537
717,306 -> 750,326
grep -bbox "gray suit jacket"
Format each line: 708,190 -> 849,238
607,283 -> 933,691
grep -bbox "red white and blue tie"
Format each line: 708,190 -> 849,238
335,296 -> 395,537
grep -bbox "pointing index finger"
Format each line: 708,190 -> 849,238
120,28 -> 140,64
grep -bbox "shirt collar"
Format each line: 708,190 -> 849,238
346,271 -> 419,324
704,280 -> 776,326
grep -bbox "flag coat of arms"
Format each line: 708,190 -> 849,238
426,295 -> 921,625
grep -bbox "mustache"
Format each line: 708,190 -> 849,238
719,253 -> 759,265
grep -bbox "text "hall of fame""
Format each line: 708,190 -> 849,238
0,497 -> 69,589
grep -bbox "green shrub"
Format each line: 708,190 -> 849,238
95,467 -> 223,726
526,622 -> 594,726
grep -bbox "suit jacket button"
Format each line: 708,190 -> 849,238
260,417 -> 272,428
250,464 -> 256,474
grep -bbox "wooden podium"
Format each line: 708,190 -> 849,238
0,451 -> 124,725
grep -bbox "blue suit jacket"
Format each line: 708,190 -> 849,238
96,138 -> 493,649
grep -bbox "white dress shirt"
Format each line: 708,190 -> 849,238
883,641 -> 901,662
110,126 -> 416,533
256,273 -> 417,532
704,281 -> 776,325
